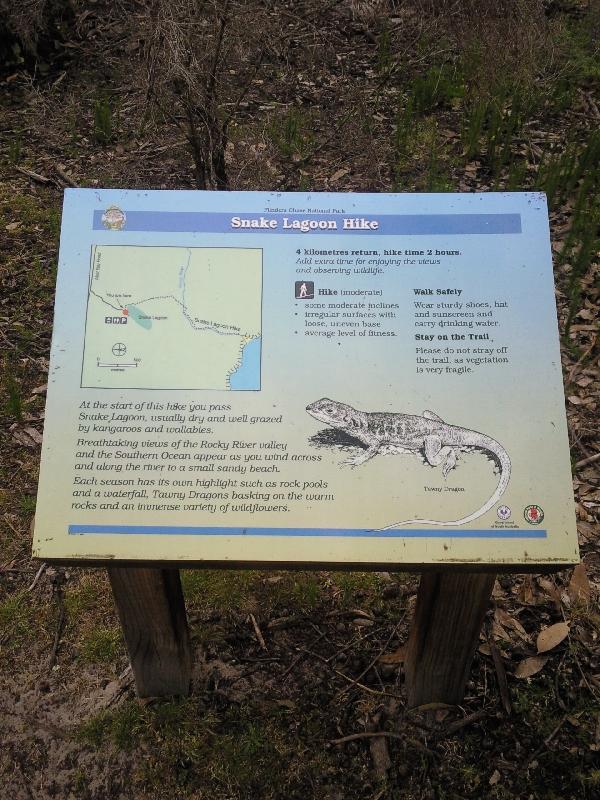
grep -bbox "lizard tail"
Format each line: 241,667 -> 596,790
376,435 -> 511,530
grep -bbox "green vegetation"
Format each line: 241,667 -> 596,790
181,569 -> 393,617
4,195 -> 62,244
3,367 -> 24,421
76,697 -> 336,796
79,625 -> 123,665
93,94 -> 114,145
268,108 -> 314,160
376,21 -> 393,77
410,63 -> 464,115
181,569 -> 259,612
535,131 -> 600,338
7,135 -> 22,165
0,592 -> 48,653
77,701 -> 147,750
382,8 -> 599,339
19,494 -> 36,515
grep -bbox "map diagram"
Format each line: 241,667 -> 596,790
81,245 -> 262,390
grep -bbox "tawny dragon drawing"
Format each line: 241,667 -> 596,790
306,398 -> 511,528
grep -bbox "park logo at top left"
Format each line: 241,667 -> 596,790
101,206 -> 126,230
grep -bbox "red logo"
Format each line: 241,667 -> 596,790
524,505 -> 544,524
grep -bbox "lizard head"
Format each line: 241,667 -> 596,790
306,398 -> 357,429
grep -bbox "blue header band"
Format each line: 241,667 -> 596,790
93,211 -> 522,236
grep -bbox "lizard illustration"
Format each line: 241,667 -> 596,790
306,398 -> 511,527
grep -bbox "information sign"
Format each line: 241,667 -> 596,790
33,190 -> 578,568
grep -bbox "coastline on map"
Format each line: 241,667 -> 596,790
229,336 -> 261,390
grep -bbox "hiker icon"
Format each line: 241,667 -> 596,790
295,281 -> 314,300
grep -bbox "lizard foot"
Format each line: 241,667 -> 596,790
342,454 -> 364,467
342,445 -> 380,467
442,448 -> 458,478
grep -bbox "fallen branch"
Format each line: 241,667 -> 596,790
300,646 -> 404,700
488,631 -> 512,715
442,709 -> 488,736
47,571 -> 67,672
248,613 -> 267,651
368,711 -> 391,780
576,451 -> 600,469
525,713 -> 573,768
27,562 -> 47,592
568,333 -> 598,384
279,630 -> 326,680
47,601 -> 66,672
332,614 -> 406,702
55,165 -> 79,188
331,731 -> 405,744
267,614 -> 305,629
15,166 -> 51,184
329,731 -> 437,759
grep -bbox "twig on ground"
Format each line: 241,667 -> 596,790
248,613 -> 268,651
332,614 -> 406,702
571,647 -> 600,701
325,608 -> 375,620
47,572 -> 67,672
47,601 -> 66,672
280,631 -> 326,680
104,666 -> 134,707
525,713 -> 575,768
2,515 -> 21,536
55,165 -> 79,188
329,731 -> 437,759
576,451 -> 600,469
370,789 -> 386,800
15,166 -> 51,184
488,630 -> 512,715
554,651 -> 568,711
323,627 -> 382,663
267,615 -> 305,629
0,328 -> 18,350
26,562 -> 47,593
239,656 -> 281,664
368,711 -> 391,779
300,646 -> 404,700
568,333 -> 598,384
442,709 -> 488,736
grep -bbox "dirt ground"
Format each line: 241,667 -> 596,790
0,1 -> 599,798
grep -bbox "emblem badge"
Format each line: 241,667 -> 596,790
101,206 -> 126,230
524,505 -> 544,525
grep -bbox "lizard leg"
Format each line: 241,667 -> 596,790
423,434 -> 443,465
424,435 -> 456,477
441,447 -> 458,477
343,443 -> 380,467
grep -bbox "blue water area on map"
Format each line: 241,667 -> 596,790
230,337 -> 261,390
128,305 -> 152,329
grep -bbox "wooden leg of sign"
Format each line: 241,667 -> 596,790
405,571 -> 495,707
108,567 -> 192,698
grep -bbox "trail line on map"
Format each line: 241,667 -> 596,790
90,248 -> 252,338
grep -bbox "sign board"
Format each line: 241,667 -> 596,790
33,190 -> 578,569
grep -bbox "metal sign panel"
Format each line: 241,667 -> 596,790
33,190 -> 578,568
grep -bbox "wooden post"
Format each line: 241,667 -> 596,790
405,571 -> 495,707
108,567 -> 192,698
